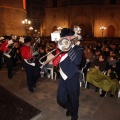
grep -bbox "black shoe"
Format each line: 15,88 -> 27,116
33,84 -> 36,88
8,75 -> 13,79
100,90 -> 106,97
95,87 -> 99,92
29,89 -> 34,92
66,109 -> 71,117
110,94 -> 114,97
100,94 -> 105,97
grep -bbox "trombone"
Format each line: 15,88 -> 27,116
39,26 -> 82,69
39,37 -> 73,69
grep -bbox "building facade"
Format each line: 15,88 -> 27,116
0,0 -> 26,36
44,0 -> 120,38
26,0 -> 46,35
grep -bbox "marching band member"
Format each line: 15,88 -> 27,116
0,37 -> 5,69
53,28 -> 83,120
0,36 -> 14,79
20,36 -> 40,92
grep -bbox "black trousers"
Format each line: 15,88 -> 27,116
3,55 -> 13,77
23,60 -> 40,91
57,72 -> 80,120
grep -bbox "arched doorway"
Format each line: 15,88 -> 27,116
79,23 -> 87,37
107,25 -> 115,37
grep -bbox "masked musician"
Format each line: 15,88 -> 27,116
20,36 -> 40,92
0,36 -> 14,79
52,28 -> 83,120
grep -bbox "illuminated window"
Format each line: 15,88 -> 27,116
23,0 -> 26,9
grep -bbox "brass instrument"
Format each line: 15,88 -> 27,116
39,38 -> 74,69
39,26 -> 82,68
27,38 -> 40,63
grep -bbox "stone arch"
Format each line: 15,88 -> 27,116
107,25 -> 115,37
71,16 -> 92,37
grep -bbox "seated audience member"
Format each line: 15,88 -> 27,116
91,54 -> 107,72
41,47 -> 54,78
114,53 -> 120,80
88,54 -> 107,90
40,40 -> 46,49
107,55 -> 118,69
95,41 -> 102,50
103,47 -> 110,57
86,54 -> 119,97
109,50 -> 116,57
101,44 -> 107,53
93,49 -> 102,61
84,47 -> 94,63
39,46 -> 47,62
39,46 -> 47,76
106,55 -> 119,80
111,44 -> 118,53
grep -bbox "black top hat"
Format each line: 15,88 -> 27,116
24,36 -> 32,43
60,28 -> 75,37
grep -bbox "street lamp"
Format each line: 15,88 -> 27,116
100,26 -> 106,38
22,19 -> 31,35
22,19 -> 31,25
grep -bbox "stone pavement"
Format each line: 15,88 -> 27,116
0,65 -> 120,120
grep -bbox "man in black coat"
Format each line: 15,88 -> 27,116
53,28 -> 83,120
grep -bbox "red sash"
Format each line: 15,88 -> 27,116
52,48 -> 65,67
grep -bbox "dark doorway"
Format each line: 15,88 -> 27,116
79,23 -> 87,37
107,25 -> 115,37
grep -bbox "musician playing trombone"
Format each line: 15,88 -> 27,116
52,27 -> 83,120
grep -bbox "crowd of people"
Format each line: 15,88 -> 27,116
0,35 -> 120,92
0,33 -> 120,120
83,40 -> 120,97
